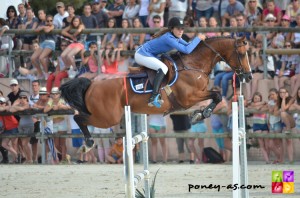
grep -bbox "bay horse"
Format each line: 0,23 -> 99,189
60,36 -> 252,147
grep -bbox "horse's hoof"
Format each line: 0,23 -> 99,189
191,113 -> 203,124
86,139 -> 95,148
203,108 -> 212,118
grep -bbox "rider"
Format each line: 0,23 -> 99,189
134,17 -> 206,108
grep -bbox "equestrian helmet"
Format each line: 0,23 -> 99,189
168,17 -> 184,29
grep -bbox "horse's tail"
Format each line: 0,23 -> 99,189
60,78 -> 91,115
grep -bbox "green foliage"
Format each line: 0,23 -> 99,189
29,0 -> 88,16
135,169 -> 160,198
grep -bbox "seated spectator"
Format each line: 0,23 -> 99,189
77,41 -> 99,79
10,91 -> 34,164
232,14 -> 251,40
194,0 -> 214,21
62,5 -> 75,28
213,61 -> 234,99
247,92 -> 270,164
0,18 -> 14,49
107,137 -> 123,164
222,0 -> 244,27
129,17 -> 145,50
148,114 -> 168,163
102,17 -> 118,47
6,5 -> 18,30
0,96 -> 19,163
116,41 -> 130,72
182,16 -> 196,41
243,0 -> 263,26
290,54 -> 300,97
119,18 -> 131,47
278,87 -> 295,164
46,41 -> 69,93
206,16 -> 222,38
289,87 -> 300,132
274,41 -> 297,90
61,16 -> 86,70
31,14 -> 56,79
262,0 -> 282,26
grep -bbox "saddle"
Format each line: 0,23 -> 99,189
128,54 -> 178,94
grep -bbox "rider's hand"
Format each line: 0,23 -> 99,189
198,33 -> 206,41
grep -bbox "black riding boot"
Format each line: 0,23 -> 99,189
148,69 -> 165,107
0,146 -> 9,164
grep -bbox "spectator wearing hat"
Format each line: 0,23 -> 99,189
53,2 -> 69,29
44,87 -> 70,163
10,91 -> 34,164
7,79 -> 22,108
0,96 -> 19,163
262,0 -> 282,26
92,0 -> 109,28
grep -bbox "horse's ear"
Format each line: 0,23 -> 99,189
238,36 -> 246,42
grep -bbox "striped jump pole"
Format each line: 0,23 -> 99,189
124,105 -> 150,198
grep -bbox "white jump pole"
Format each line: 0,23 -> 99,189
124,105 -> 135,198
232,102 -> 240,198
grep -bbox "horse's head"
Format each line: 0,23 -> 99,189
227,36 -> 252,83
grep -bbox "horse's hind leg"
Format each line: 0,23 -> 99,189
74,114 -> 95,148
191,91 -> 222,124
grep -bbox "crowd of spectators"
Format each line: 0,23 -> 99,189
0,0 -> 300,165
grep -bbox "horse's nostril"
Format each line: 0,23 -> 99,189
248,74 -> 253,80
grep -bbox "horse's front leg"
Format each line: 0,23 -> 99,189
191,91 -> 222,124
74,114 -> 95,149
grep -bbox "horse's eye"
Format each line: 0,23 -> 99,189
243,41 -> 247,45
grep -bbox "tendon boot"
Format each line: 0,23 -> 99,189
148,69 -> 165,108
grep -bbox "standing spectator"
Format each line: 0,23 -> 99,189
129,17 -> 145,49
31,87 -> 49,163
16,3 -> 27,50
210,86 -> 230,162
81,3 -> 98,45
20,8 -> 38,50
6,6 -> 18,30
138,0 -> 150,27
222,0 -> 244,27
62,5 -> 75,28
53,2 -> 69,29
0,18 -> 14,49
289,87 -> 300,132
148,114 -> 168,163
93,127 -> 113,164
262,0 -> 282,26
274,41 -> 297,90
0,95 -> 9,164
247,92 -> 270,164
44,87 -> 70,163
46,41 -> 69,94
148,0 -> 166,28
29,80 -> 41,163
92,0 -> 109,28
102,17 -> 118,47
244,0 -> 263,26
0,97 -> 19,163
107,0 -> 125,27
286,0 -> 300,27
123,0 -> 140,25
31,14 -> 56,79
267,88 -> 283,164
170,114 -> 192,163
7,79 -> 22,107
291,13 -> 300,48
278,87 -> 295,164
169,0 -> 189,21
194,0 -> 214,21
61,16 -> 86,69
10,91 -> 34,164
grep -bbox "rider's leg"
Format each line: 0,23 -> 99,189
134,53 -> 168,107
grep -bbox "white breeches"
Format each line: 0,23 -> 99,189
134,52 -> 168,75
